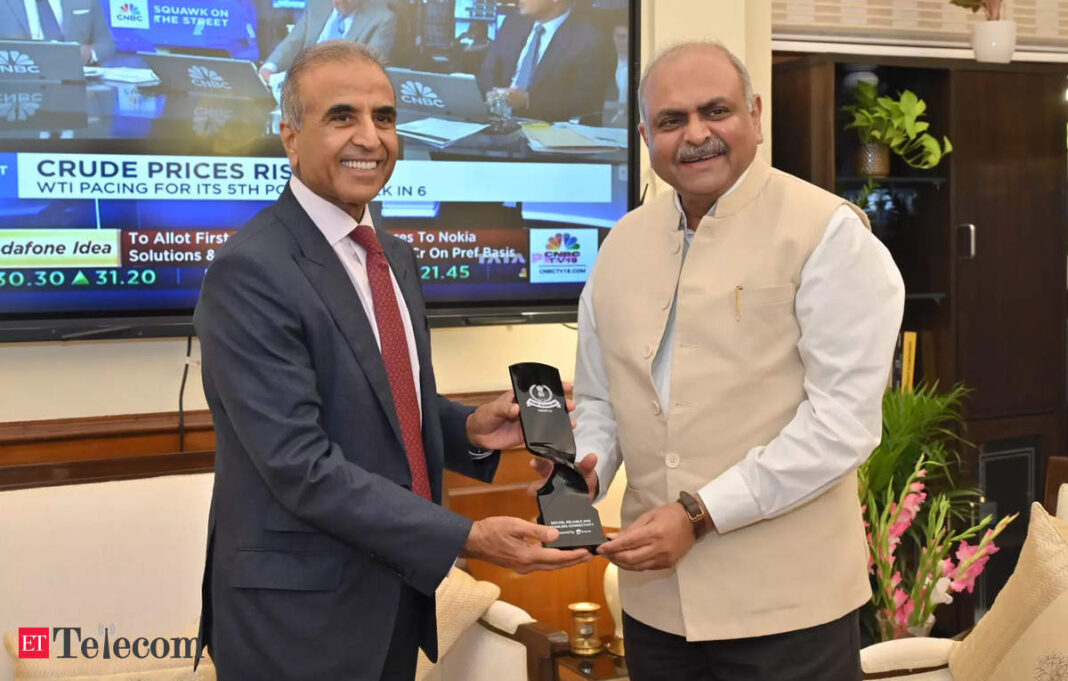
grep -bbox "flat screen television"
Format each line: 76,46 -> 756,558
0,0 -> 638,341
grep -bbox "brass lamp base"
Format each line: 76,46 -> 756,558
606,635 -> 625,657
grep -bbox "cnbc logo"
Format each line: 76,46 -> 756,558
0,51 -> 41,76
117,2 -> 142,22
0,92 -> 42,121
193,105 -> 232,136
112,0 -> 149,28
188,65 -> 231,90
400,81 -> 444,108
540,232 -> 581,264
545,233 -> 580,252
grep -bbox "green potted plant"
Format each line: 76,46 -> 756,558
857,383 -> 1020,642
842,81 -> 953,176
951,0 -> 1015,63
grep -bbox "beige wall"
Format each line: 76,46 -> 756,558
0,1 -> 773,424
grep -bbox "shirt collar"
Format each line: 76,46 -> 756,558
289,175 -> 374,247
672,160 -> 753,231
535,8 -> 571,35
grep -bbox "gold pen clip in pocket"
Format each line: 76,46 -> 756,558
733,285 -> 743,321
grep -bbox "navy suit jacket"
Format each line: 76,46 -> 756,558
264,0 -> 397,70
0,0 -> 115,62
477,11 -> 614,123
193,186 -> 499,680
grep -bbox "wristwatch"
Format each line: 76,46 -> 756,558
677,491 -> 714,539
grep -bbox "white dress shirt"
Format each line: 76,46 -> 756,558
509,8 -> 571,88
22,0 -> 65,39
574,165 -> 905,534
289,176 -> 422,413
614,59 -> 627,103
315,8 -> 355,45
264,9 -> 354,73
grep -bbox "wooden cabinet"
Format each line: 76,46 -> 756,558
773,53 -> 1068,618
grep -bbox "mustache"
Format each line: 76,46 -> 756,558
677,137 -> 728,163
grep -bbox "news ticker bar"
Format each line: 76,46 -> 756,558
0,226 -> 601,285
0,153 -> 612,203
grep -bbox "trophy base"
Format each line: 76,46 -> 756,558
537,479 -> 606,551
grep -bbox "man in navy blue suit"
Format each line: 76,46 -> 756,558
477,0 -> 614,123
195,40 -> 593,680
0,0 -> 115,64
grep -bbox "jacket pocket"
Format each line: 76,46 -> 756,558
738,283 -> 796,309
263,501 -> 320,533
229,548 -> 345,591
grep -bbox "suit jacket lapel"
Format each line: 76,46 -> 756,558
306,4 -> 332,48
503,15 -> 534,84
345,10 -> 373,42
7,0 -> 31,36
531,15 -> 573,90
274,187 -> 405,447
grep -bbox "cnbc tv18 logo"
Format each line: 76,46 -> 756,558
0,51 -> 41,77
188,65 -> 231,91
112,0 -> 149,29
18,625 -> 203,661
528,228 -> 595,284
400,81 -> 444,108
541,232 -> 581,264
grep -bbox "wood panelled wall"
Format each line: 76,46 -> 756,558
0,391 -> 615,635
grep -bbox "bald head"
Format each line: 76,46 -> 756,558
638,42 -> 755,123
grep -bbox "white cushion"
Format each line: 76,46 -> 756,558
0,475 -> 214,681
861,637 -> 955,679
948,503 -> 1068,681
1057,483 -> 1067,522
479,601 -> 534,636
430,623 -> 527,681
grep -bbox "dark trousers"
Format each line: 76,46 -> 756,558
622,609 -> 862,681
378,585 -> 421,681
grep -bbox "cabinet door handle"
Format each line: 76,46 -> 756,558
957,223 -> 976,260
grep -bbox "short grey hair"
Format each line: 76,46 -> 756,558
280,40 -> 389,130
638,41 -> 756,122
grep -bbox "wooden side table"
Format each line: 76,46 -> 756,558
556,651 -> 629,681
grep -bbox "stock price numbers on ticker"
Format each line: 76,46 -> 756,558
419,265 -> 471,281
0,269 -> 159,289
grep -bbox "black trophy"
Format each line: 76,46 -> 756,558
509,362 -> 606,551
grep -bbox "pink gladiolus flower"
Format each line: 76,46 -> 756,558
942,557 -> 956,578
955,541 -> 977,563
891,571 -> 902,589
910,480 -> 925,493
902,492 -> 926,516
893,589 -> 915,629
916,469 -> 927,478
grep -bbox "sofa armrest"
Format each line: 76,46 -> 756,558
861,637 -> 955,679
478,609 -> 568,681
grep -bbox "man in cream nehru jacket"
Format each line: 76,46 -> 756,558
572,42 -> 904,680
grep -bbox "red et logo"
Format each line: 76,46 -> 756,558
18,628 -> 49,658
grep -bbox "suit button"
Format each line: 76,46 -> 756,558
642,344 -> 654,358
660,298 -> 671,310
665,453 -> 680,468
651,401 -> 662,416
671,239 -> 681,254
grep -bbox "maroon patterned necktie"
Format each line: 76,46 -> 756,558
350,224 -> 431,500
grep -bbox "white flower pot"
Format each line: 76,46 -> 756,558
971,20 -> 1017,63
